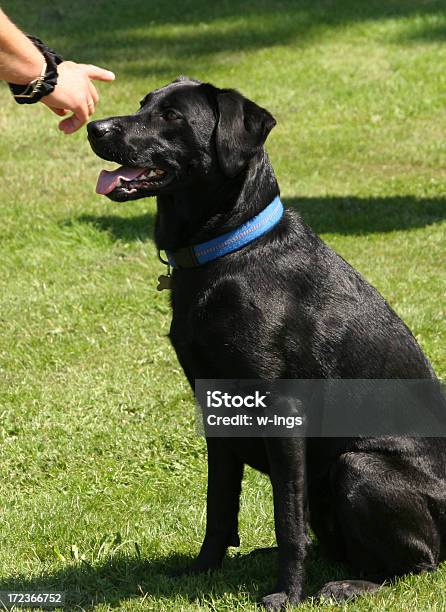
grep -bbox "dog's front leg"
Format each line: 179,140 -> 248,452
263,437 -> 306,609
190,437 -> 243,573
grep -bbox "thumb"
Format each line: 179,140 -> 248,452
84,64 -> 116,82
58,114 -> 83,134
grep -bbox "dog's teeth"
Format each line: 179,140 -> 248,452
139,169 -> 165,179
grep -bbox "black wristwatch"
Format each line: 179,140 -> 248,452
8,35 -> 63,104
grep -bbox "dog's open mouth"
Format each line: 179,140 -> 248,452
96,165 -> 169,196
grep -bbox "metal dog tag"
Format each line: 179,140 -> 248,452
157,274 -> 172,291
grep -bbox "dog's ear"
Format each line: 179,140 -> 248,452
215,90 -> 276,177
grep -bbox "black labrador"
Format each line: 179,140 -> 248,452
87,77 -> 446,609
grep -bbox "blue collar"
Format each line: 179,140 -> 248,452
165,195 -> 284,268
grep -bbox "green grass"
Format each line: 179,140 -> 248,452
0,0 -> 445,609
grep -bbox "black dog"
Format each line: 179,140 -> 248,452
88,77 -> 446,609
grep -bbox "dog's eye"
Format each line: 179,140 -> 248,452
164,109 -> 180,121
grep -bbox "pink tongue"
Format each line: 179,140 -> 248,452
96,166 -> 145,195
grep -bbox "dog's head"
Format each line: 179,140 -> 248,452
87,76 -> 276,201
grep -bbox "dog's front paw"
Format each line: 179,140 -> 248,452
261,591 -> 301,610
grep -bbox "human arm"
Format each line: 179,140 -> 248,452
0,9 -> 44,84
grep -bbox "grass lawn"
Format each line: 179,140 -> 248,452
0,1 -> 445,609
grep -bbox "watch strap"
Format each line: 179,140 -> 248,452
8,35 -> 63,105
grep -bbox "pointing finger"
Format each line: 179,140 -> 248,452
82,64 -> 115,82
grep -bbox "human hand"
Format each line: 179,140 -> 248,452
41,60 -> 115,134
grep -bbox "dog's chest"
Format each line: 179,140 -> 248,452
168,279 -> 238,377
168,272 -> 294,380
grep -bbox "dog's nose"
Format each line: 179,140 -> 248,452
87,119 -> 115,139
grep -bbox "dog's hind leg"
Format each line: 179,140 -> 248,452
317,579 -> 382,602
316,451 -> 440,603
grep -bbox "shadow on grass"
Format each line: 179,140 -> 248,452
0,546 -> 347,610
76,213 -> 156,243
286,195 -> 446,236
75,195 -> 446,244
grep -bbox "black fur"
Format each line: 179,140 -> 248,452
88,78 -> 446,609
